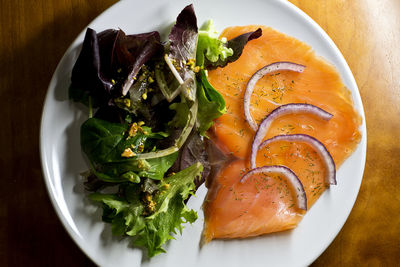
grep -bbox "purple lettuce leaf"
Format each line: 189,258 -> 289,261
119,31 -> 163,95
70,28 -> 163,107
170,131 -> 210,190
170,129 -> 238,191
204,28 -> 262,69
70,28 -> 118,107
168,4 -> 198,82
203,137 -> 236,188
97,29 -> 121,81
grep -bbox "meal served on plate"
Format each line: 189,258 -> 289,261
68,4 -> 361,257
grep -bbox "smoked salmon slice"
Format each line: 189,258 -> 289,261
203,159 -> 304,242
203,25 -> 361,242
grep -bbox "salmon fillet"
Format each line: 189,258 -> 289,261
203,25 -> 361,242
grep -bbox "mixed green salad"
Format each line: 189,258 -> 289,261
69,4 -> 261,257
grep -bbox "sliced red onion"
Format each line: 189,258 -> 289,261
259,134 -> 336,185
240,165 -> 307,210
244,62 -> 306,131
250,103 -> 333,169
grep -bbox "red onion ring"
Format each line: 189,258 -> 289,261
240,165 -> 307,210
244,62 -> 306,131
259,134 -> 336,185
250,103 -> 333,169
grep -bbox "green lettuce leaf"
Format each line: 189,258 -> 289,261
196,20 -> 262,69
89,162 -> 203,257
168,97 -> 190,128
89,186 -> 146,237
98,152 -> 178,181
196,20 -> 233,67
196,70 -> 226,135
81,117 -> 168,165
81,117 -> 176,183
134,162 -> 202,256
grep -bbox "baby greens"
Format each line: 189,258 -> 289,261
70,4 -> 261,257
90,162 -> 202,257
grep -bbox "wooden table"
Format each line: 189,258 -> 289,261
1,0 -> 398,266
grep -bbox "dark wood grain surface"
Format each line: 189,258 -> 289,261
1,0 -> 399,266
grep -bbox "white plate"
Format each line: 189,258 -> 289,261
40,0 -> 367,266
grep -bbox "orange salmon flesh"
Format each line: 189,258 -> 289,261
202,25 -> 361,243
